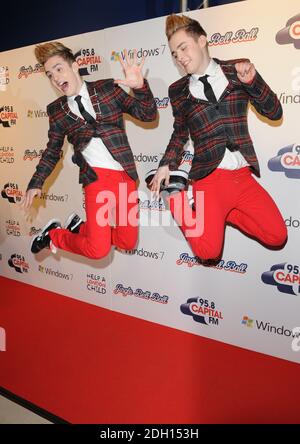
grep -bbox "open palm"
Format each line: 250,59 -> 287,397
115,49 -> 145,89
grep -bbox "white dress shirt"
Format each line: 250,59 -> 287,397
68,82 -> 124,170
189,59 -> 248,170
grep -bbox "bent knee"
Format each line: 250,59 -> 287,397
191,244 -> 222,261
265,225 -> 288,247
85,241 -> 111,259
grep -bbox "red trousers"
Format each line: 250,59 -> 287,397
169,167 -> 287,260
50,168 -> 138,259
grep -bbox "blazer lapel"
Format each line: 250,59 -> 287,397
86,81 -> 102,120
58,82 -> 102,122
60,95 -> 80,122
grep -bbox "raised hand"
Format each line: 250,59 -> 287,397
114,49 -> 145,89
235,61 -> 256,84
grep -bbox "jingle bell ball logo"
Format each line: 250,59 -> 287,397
180,150 -> 193,166
181,297 -> 223,326
114,283 -> 169,304
276,14 -> 300,49
208,27 -> 259,46
1,183 -> 23,203
268,143 -> 300,179
23,149 -> 44,161
261,263 -> 300,296
18,63 -> 44,79
74,48 -> 101,76
8,254 -> 29,274
155,97 -> 169,109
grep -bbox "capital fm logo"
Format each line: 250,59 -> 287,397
180,297 -> 223,326
268,143 -> 300,179
1,183 -> 23,203
18,63 -> 44,79
0,105 -> 18,127
8,254 -> 29,273
276,14 -> 300,49
74,48 -> 102,76
261,263 -> 300,296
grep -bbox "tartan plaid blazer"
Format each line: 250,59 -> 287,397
159,58 -> 283,179
27,79 -> 157,190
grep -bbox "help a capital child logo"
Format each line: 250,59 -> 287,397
180,297 -> 223,326
261,263 -> 300,296
87,273 -> 107,295
8,254 -> 29,274
1,182 -> 23,203
268,143 -> 300,179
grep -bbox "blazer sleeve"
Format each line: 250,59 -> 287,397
241,70 -> 283,121
113,79 -> 157,122
159,86 -> 189,170
26,105 -> 65,191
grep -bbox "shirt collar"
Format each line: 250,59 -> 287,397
69,81 -> 88,101
191,59 -> 219,82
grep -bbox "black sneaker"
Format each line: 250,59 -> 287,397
64,213 -> 83,234
145,169 -> 188,193
31,219 -> 61,254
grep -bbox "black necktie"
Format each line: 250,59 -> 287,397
74,95 -> 96,124
198,74 -> 217,103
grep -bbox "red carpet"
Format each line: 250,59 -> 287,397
0,275 -> 299,424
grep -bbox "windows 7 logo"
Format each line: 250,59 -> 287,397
111,51 -> 120,62
241,316 -> 254,327
276,14 -> 300,49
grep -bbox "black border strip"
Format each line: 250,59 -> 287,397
0,386 -> 70,424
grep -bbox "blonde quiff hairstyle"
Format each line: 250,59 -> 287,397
35,41 -> 76,66
165,14 -> 207,41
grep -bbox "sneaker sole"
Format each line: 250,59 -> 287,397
30,218 -> 61,252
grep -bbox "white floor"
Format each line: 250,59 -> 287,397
0,395 -> 52,424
